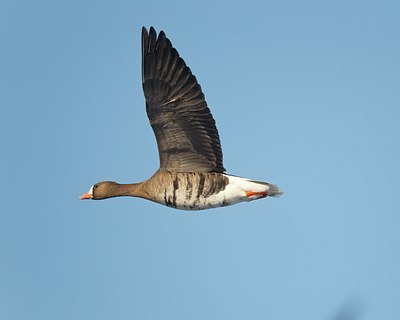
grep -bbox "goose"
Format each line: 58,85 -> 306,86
80,26 -> 282,210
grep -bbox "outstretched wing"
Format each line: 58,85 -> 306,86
142,26 -> 225,173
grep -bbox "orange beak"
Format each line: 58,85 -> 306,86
80,193 -> 93,200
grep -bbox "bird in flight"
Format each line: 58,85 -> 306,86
80,26 -> 282,210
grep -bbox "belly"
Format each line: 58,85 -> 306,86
149,172 -> 244,210
164,187 -> 244,210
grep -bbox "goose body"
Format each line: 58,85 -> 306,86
142,172 -> 280,210
80,27 -> 282,210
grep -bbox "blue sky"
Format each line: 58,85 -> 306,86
1,0 -> 399,319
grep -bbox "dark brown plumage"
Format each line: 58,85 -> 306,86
142,27 -> 225,173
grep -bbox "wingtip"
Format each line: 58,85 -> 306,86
149,26 -> 156,37
142,27 -> 168,43
141,26 -> 148,44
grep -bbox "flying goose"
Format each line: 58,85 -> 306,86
80,26 -> 282,210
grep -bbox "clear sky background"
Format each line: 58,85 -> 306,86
1,0 -> 399,319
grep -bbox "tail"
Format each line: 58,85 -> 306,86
251,179 -> 283,197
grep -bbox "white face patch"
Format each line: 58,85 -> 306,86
88,185 -> 94,196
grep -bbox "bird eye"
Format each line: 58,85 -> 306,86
94,184 -> 98,189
